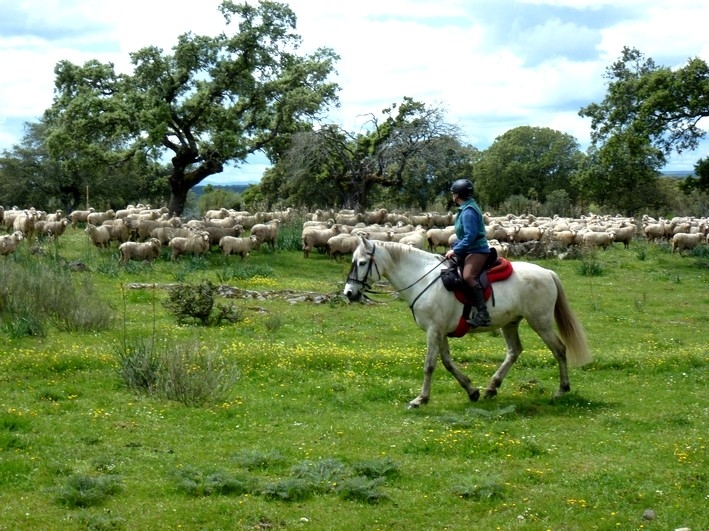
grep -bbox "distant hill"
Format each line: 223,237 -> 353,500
192,183 -> 252,198
662,170 -> 695,178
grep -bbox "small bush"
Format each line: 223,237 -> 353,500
173,466 -> 254,497
291,458 -> 347,494
113,337 -> 162,393
114,338 -> 240,407
260,478 -> 314,502
232,449 -> 287,471
55,474 -> 124,508
163,280 -> 242,326
578,259 -> 604,276
336,476 -> 389,503
451,477 -> 506,501
157,341 -> 240,407
351,457 -> 400,480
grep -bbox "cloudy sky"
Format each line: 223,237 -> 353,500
1,0 -> 707,184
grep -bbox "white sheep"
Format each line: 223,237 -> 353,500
219,235 -> 259,258
119,238 -> 162,263
302,224 -> 344,258
87,209 -> 116,226
40,219 -> 69,239
168,231 -> 210,260
611,224 -> 637,249
85,224 -> 112,248
250,220 -> 280,250
69,207 -> 95,228
0,231 -> 24,256
13,210 -> 40,239
671,232 -> 703,254
398,228 -> 428,249
204,207 -> 231,219
426,226 -> 456,252
582,230 -> 616,250
325,233 -> 360,260
550,230 -> 577,247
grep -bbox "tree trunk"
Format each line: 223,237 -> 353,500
167,154 -> 224,217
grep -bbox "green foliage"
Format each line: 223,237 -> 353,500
42,1 -> 339,216
336,476 -> 389,503
157,342 -> 240,407
113,337 -> 162,394
232,449 -> 287,471
451,477 -> 506,501
55,474 -> 123,508
114,337 -> 240,407
172,466 -> 253,497
162,279 -> 242,326
581,46 -> 709,156
0,257 -> 113,337
499,194 -> 541,216
473,126 -> 583,207
578,258 -> 604,276
197,185 -> 242,214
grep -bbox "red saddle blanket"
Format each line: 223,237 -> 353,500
453,258 -> 514,304
449,258 -> 514,338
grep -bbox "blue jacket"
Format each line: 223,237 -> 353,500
452,199 -> 489,255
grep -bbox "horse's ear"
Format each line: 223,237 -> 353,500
361,235 -> 375,253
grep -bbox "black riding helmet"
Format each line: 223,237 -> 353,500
450,178 -> 474,199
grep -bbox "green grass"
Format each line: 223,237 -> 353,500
0,227 -> 707,530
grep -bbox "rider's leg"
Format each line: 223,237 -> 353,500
462,253 -> 491,328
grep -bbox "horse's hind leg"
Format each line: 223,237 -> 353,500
527,321 -> 570,398
485,319 -> 524,398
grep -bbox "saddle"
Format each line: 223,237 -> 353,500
440,248 -> 514,337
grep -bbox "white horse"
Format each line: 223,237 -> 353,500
343,236 -> 592,408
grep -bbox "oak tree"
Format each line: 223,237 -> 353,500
43,0 -> 339,216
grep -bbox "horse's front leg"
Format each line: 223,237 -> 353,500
440,336 -> 480,402
408,328 -> 442,408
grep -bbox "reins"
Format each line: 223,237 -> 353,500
347,245 -> 446,308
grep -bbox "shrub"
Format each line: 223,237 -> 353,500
173,466 -> 254,497
0,259 -> 113,337
157,341 -> 240,407
162,280 -> 242,326
114,338 -> 240,407
55,474 -> 124,508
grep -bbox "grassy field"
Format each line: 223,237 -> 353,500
0,226 -> 707,530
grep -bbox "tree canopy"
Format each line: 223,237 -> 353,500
42,0 -> 340,216
261,97 -> 472,210
472,126 -> 583,208
579,47 -> 709,193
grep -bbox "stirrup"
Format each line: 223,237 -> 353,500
466,313 -> 491,328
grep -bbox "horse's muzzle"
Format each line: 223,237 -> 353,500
343,285 -> 362,302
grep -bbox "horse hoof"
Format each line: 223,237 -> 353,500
484,388 -> 497,399
468,389 -> 480,402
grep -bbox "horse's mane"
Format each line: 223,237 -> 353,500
374,240 -> 439,264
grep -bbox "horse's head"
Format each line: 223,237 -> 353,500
343,235 -> 380,302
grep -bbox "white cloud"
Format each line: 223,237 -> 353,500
1,0 -> 708,183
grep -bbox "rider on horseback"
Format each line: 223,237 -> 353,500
444,178 -> 492,328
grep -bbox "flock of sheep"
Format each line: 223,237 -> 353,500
0,204 -> 707,262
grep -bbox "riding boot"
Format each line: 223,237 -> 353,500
466,285 -> 492,328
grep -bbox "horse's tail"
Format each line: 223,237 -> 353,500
552,272 -> 592,368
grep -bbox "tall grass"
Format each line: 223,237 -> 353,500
0,252 -> 113,337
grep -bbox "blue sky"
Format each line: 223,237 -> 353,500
1,0 -> 707,184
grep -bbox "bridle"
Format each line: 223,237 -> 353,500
346,246 -> 381,294
346,245 -> 446,310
